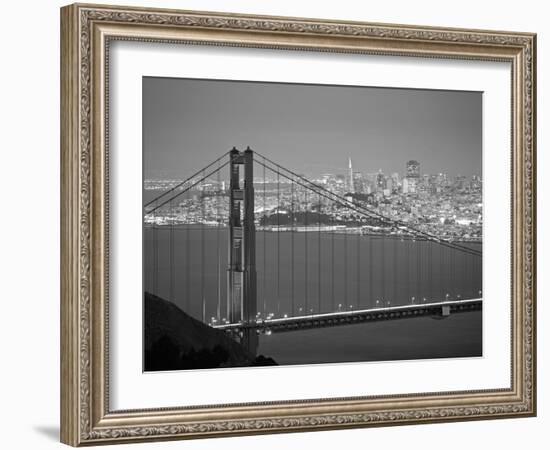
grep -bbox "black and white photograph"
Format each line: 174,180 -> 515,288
48,1 -> 542,447
142,77 -> 483,372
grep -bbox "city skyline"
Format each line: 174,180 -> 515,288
144,156 -> 482,184
145,151 -> 483,244
143,78 -> 482,180
142,77 -> 483,371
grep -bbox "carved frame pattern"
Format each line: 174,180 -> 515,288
60,3 -> 536,446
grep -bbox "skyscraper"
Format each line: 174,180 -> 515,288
376,169 -> 386,191
406,160 -> 420,178
348,157 -> 355,194
353,171 -> 365,193
404,160 -> 420,194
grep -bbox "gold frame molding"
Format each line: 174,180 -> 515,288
60,3 -> 537,446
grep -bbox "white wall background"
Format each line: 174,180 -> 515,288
0,1 -> 546,449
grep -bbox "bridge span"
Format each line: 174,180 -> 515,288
145,148 -> 483,353
212,297 -> 481,335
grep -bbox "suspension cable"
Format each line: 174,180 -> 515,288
255,153 -> 481,257
144,151 -> 231,208
255,158 -> 481,258
146,160 -> 230,215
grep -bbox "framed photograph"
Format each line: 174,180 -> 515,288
60,3 -> 536,446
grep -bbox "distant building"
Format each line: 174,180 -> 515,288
321,173 -> 335,185
403,160 -> 420,194
376,169 -> 386,192
455,175 -> 467,190
437,172 -> 449,188
347,157 -> 355,194
391,172 -> 400,183
353,171 -> 365,193
389,173 -> 400,194
406,160 -> 420,178
403,177 -> 417,194
471,174 -> 482,190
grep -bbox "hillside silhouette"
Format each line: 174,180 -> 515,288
144,292 -> 277,371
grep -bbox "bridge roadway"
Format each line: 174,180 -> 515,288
212,298 -> 482,334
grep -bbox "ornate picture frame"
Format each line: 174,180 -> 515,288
60,3 -> 536,446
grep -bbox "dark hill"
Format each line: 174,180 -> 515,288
144,292 -> 276,371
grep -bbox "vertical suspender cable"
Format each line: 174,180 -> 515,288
201,169 -> 205,323
318,192 -> 322,313
450,244 -> 455,299
369,233 -> 373,308
170,198 -> 175,302
262,158 -> 267,317
356,217 -> 360,310
440,242 -> 444,301
420,239 -> 429,299
216,161 -> 221,322
477,246 -> 481,297
305,187 -> 309,314
382,234 -> 386,306
415,236 -> 422,300
277,169 -> 281,317
428,239 -> 434,302
447,244 -> 451,301
420,239 -> 428,299
470,250 -> 474,298
186,191 -> 190,314
393,234 -> 397,305
463,246 -> 468,299
407,237 -> 411,303
459,247 -> 464,299
291,178 -> 295,316
343,209 -> 347,310
153,209 -> 158,296
331,200 -> 335,313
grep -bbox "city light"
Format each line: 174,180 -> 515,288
145,157 -> 482,243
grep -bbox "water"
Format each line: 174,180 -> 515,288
144,226 -> 482,364
259,310 -> 482,364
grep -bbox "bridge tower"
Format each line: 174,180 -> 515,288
227,147 -> 258,355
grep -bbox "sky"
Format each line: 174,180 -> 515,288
143,77 -> 482,180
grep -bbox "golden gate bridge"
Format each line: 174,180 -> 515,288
144,148 -> 482,354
